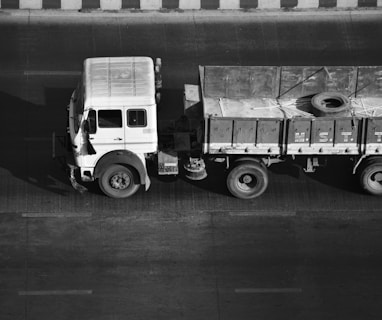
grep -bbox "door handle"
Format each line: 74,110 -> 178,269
114,137 -> 123,141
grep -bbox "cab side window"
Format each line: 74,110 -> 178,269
98,110 -> 122,128
127,109 -> 146,127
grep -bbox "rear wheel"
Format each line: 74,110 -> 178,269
226,161 -> 268,199
359,159 -> 382,195
99,164 -> 140,198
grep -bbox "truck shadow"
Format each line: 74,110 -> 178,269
0,90 -> 74,196
269,158 -> 361,194
173,158 -> 361,198
308,159 -> 361,194
179,161 -> 231,197
157,88 -> 185,121
147,158 -> 230,197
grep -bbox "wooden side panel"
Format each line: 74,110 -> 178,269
287,119 -> 311,144
206,117 -> 282,154
257,119 -> 282,144
206,117 -> 365,155
286,118 -> 362,155
366,118 -> 382,143
365,118 -> 382,154
333,118 -> 360,154
233,119 -> 257,145
334,119 -> 359,144
311,119 -> 335,145
286,119 -> 311,154
209,118 -> 233,144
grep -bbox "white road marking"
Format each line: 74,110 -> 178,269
21,212 -> 92,218
228,210 -> 296,217
0,137 -> 51,143
24,70 -> 81,76
18,290 -> 92,296
23,137 -> 51,142
235,288 -> 302,293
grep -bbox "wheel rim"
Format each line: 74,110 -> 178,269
109,172 -> 131,190
237,173 -> 258,192
369,170 -> 382,191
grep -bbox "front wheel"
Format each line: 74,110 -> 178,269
99,164 -> 140,199
226,161 -> 268,199
359,159 -> 382,195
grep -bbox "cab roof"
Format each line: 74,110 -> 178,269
84,56 -> 155,108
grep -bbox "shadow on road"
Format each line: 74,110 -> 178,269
0,90 -> 74,196
157,88 -> 185,120
269,158 -> 361,194
179,161 -> 231,197
174,157 -> 362,198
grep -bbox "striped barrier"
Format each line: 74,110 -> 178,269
0,0 -> 381,10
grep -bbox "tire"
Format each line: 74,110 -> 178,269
359,159 -> 382,195
311,92 -> 350,117
226,161 -> 268,199
99,164 -> 140,199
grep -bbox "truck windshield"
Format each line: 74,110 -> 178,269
73,80 -> 84,133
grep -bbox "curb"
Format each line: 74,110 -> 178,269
2,7 -> 382,17
1,0 -> 381,10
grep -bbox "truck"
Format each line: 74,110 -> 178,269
58,56 -> 382,199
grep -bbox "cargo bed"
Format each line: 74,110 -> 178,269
195,65 -> 382,156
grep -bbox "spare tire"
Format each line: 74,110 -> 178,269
311,92 -> 351,117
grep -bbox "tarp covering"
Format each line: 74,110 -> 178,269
200,66 -> 382,119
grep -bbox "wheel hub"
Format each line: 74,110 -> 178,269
372,172 -> 382,183
242,174 -> 253,184
237,173 -> 257,191
110,172 -> 131,190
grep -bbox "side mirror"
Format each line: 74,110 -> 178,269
83,120 -> 90,133
85,109 -> 97,134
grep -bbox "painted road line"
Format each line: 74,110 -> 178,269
0,137 -> 51,142
24,70 -> 81,76
23,137 -> 51,142
21,212 -> 92,218
235,288 -> 302,293
228,210 -> 296,217
18,290 -> 92,296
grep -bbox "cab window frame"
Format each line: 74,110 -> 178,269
127,109 -> 147,128
98,109 -> 123,129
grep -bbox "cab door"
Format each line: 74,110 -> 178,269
124,107 -> 157,154
88,109 -> 125,154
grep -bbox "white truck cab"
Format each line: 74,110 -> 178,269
68,56 -> 160,198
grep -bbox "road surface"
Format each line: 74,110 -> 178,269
1,10 -> 382,320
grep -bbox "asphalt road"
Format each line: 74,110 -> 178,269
1,10 -> 382,320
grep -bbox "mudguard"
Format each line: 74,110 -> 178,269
94,150 -> 148,186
